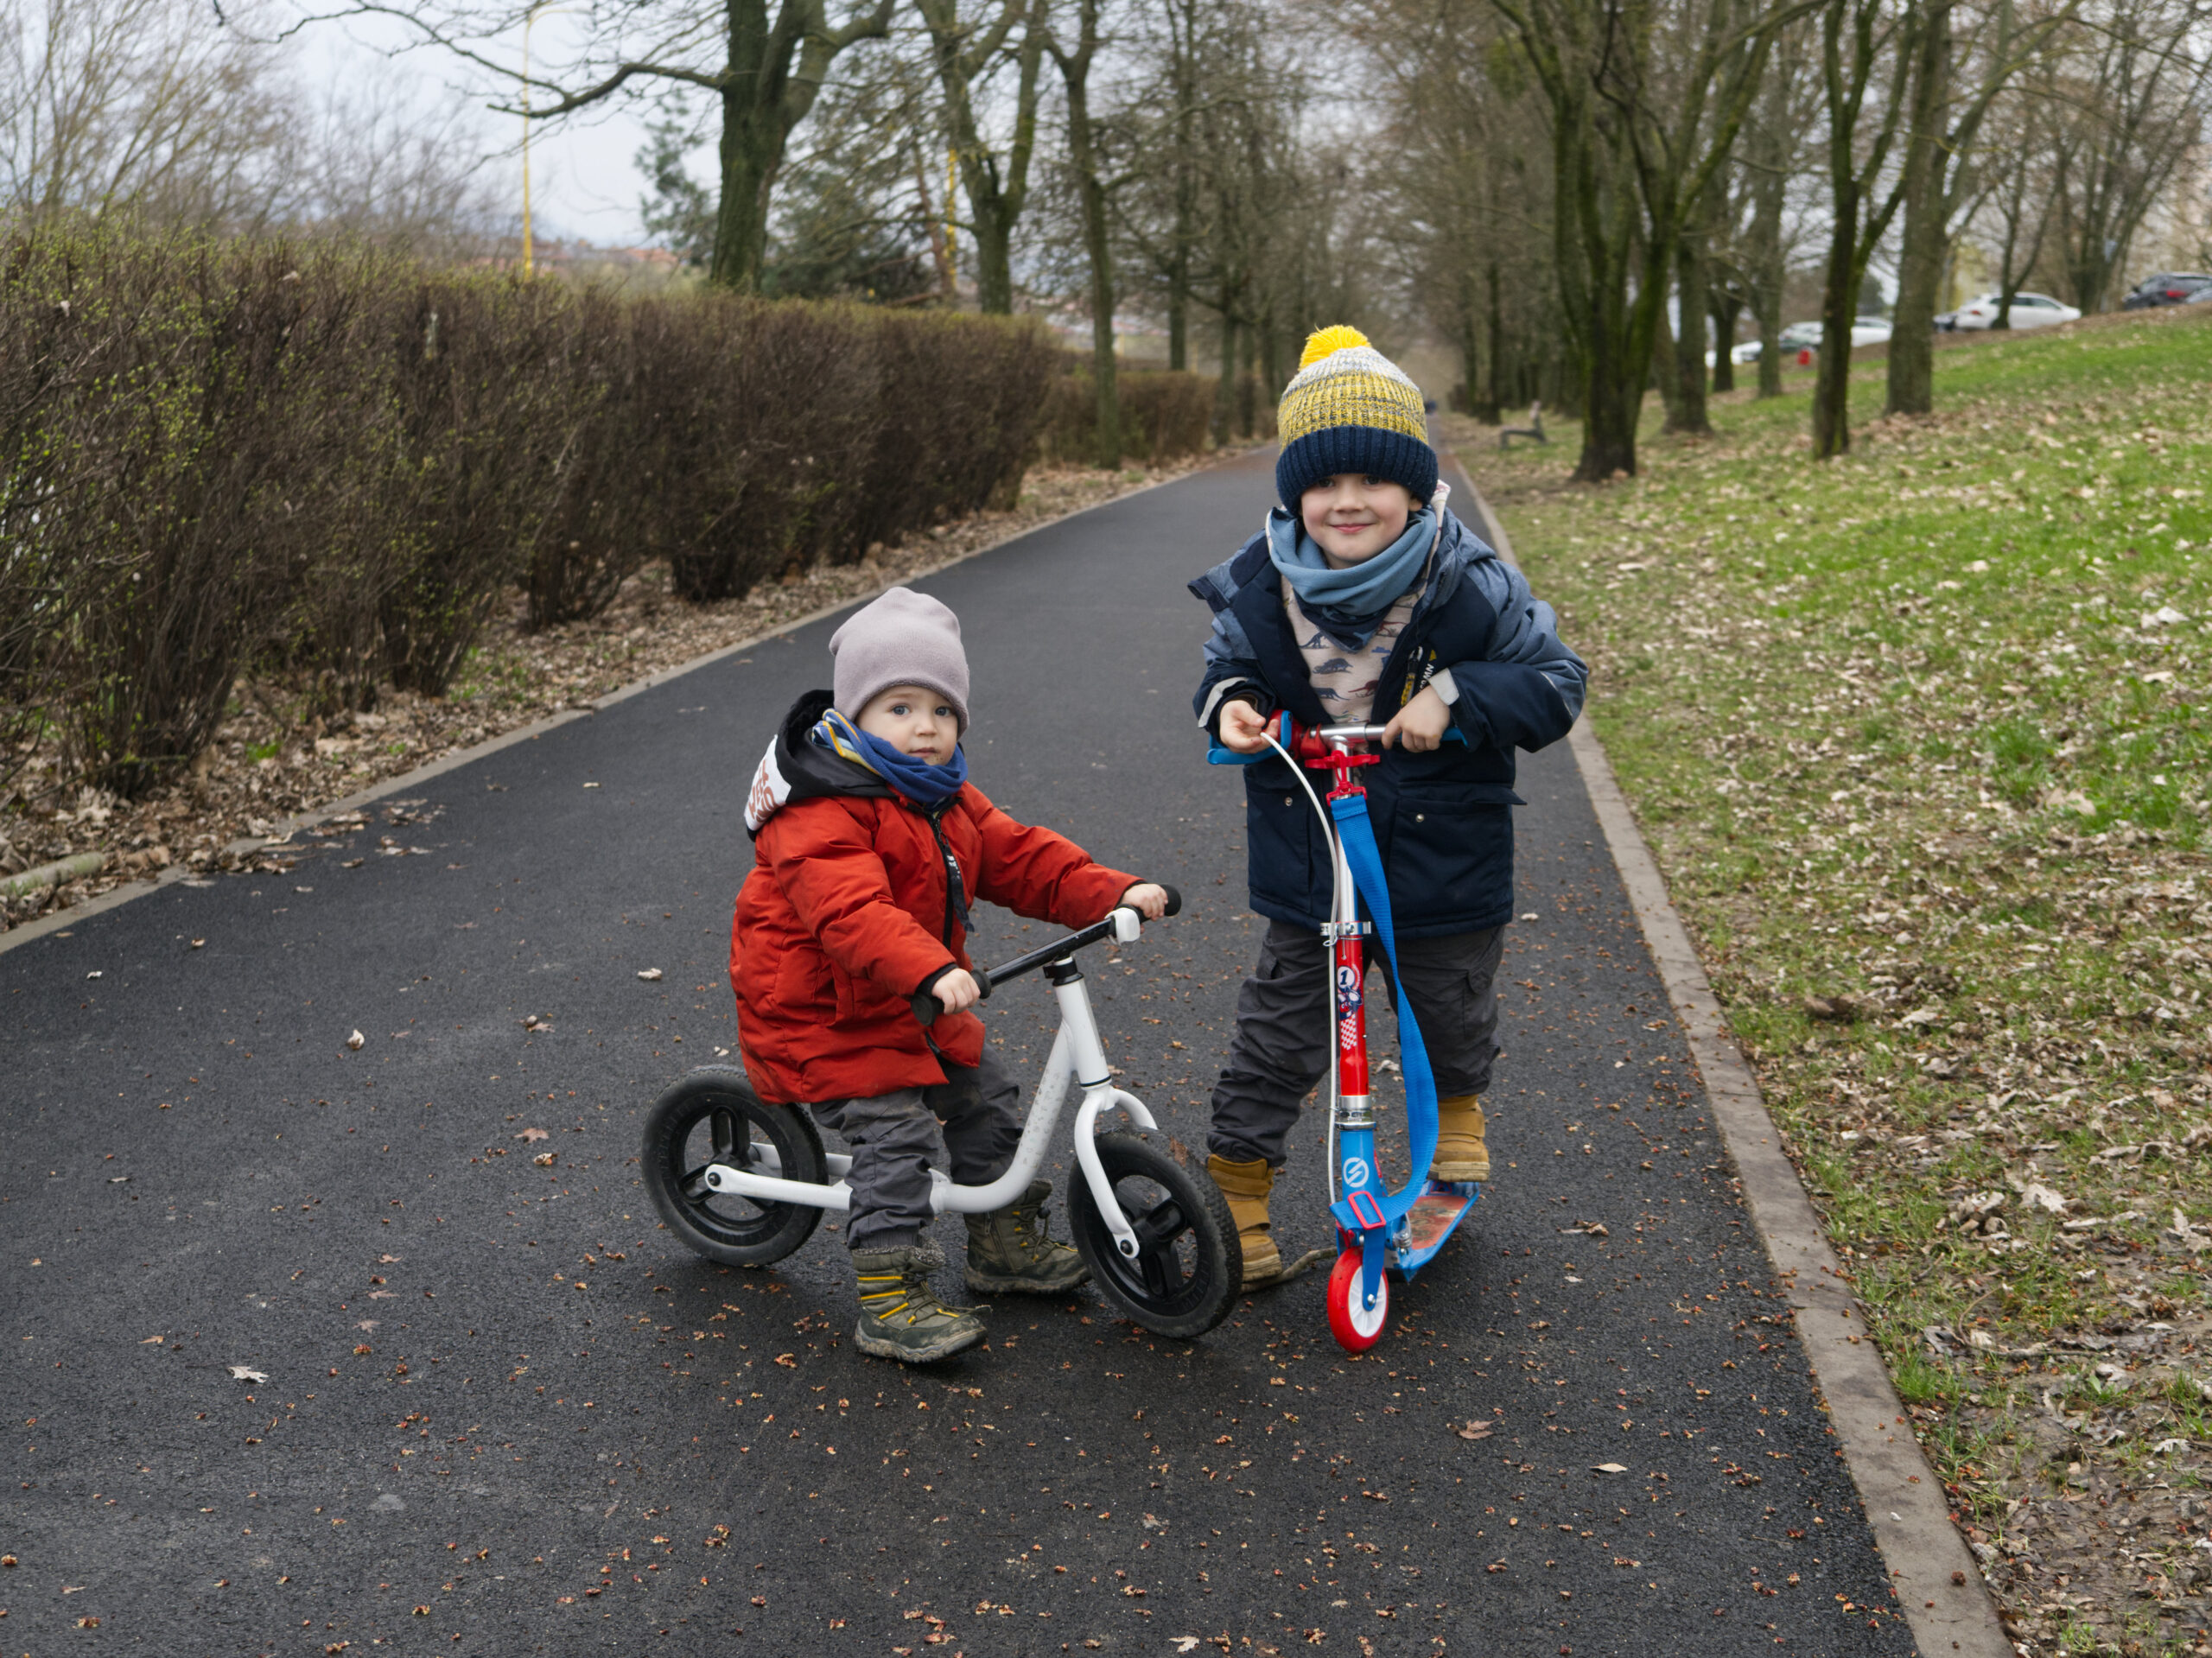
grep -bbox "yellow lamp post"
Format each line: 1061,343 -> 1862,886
520,3 -> 571,278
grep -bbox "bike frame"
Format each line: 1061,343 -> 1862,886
696,910 -> 1160,1260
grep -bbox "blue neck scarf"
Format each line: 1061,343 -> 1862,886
810,708 -> 969,807
1266,505 -> 1438,649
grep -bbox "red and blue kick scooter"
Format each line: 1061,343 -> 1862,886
1215,715 -> 1482,1351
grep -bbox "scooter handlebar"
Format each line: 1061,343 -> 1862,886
908,885 -> 1180,1026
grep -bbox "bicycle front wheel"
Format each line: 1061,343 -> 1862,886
1067,1133 -> 1239,1340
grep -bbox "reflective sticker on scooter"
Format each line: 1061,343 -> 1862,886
1341,1156 -> 1370,1189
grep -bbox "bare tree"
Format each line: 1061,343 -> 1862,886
1486,0 -> 1800,480
1,0 -> 290,226
2044,0 -> 2210,312
1808,0 -> 1916,459
918,0 -> 1046,313
288,0 -> 895,289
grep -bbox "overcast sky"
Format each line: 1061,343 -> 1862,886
298,7 -> 694,246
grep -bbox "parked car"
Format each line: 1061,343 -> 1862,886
1942,291 -> 2082,330
1771,317 -> 1891,357
1731,339 -> 1764,365
2121,272 -> 2212,308
2188,284 -> 2212,304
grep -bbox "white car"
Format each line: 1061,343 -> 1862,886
1950,291 -> 2080,330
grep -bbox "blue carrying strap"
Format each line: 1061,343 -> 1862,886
1325,789 -> 1441,1236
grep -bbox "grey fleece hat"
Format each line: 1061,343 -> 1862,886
830,588 -> 970,732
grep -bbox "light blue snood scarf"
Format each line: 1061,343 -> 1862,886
1265,505 -> 1439,649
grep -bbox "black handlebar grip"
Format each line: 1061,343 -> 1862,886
1160,884 -> 1183,918
908,991 -> 938,1027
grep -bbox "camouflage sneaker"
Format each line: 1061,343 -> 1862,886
963,1178 -> 1090,1294
851,1242 -> 986,1364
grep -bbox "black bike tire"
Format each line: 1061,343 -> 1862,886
641,1067 -> 827,1267
1066,1132 -> 1239,1340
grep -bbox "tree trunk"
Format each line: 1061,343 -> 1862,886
1236,321 -> 1257,438
1213,305 -> 1237,447
1053,0 -> 1117,468
1811,195 -> 1860,459
709,88 -> 781,289
1709,295 -> 1743,392
919,0 -> 1043,315
1481,260 -> 1504,423
1885,0 -> 1952,416
1667,199 -> 1713,435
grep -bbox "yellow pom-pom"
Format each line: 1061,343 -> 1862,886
1299,325 -> 1370,371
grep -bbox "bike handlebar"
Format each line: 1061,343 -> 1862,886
908,884 -> 1182,1026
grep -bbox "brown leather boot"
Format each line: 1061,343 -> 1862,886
1206,1153 -> 1282,1287
1433,1094 -> 1490,1184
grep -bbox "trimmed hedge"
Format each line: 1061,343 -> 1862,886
1040,363 -> 1217,467
0,223 -> 1056,797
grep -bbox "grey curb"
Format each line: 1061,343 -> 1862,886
0,456 -> 1223,962
1461,472 -> 2014,1658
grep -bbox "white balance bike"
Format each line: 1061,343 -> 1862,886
640,887 -> 1239,1340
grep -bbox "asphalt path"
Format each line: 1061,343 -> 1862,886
3,447 -> 1917,1656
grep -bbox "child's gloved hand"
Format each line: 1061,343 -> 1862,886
1121,882 -> 1170,919
932,968 -> 982,1014
1217,699 -> 1271,753
1380,685 -> 1452,753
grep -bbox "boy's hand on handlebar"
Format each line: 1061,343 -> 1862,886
1121,882 -> 1169,920
1380,685 -> 1452,753
1217,699 -> 1270,753
931,968 -> 982,1014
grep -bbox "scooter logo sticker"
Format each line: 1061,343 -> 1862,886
1342,1156 -> 1370,1189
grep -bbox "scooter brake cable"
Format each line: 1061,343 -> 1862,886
1261,724 -> 1356,1207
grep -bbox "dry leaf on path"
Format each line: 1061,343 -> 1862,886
227,1365 -> 268,1382
1456,1421 -> 1493,1440
515,1128 -> 549,1142
637,969 -> 664,981
1592,1463 -> 1628,1474
346,1030 -> 365,1051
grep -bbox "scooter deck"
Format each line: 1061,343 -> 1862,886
1389,1181 -> 1480,1280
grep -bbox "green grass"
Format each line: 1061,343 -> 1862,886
1449,307 -> 2212,1656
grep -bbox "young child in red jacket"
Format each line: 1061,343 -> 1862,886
733,588 -> 1168,1364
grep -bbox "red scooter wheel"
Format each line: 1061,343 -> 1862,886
1326,1247 -> 1389,1351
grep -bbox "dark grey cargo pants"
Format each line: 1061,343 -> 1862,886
1207,918 -> 1505,1167
810,1046 -> 1023,1251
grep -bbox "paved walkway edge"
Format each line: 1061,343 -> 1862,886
1465,475 -> 2012,1658
0,460 -> 1223,964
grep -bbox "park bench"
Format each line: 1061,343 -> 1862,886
1499,401 -> 1547,450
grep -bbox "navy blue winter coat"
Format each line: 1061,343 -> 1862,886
1190,506 -> 1586,937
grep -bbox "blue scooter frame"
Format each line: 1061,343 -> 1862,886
1212,714 -> 1481,1350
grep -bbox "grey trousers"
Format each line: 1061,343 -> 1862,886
1207,918 -> 1505,1167
810,1046 -> 1023,1251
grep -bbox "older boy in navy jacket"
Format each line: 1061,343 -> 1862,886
1191,327 -> 1587,1288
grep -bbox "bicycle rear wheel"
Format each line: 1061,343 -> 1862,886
642,1067 -> 827,1267
1067,1133 -> 1238,1340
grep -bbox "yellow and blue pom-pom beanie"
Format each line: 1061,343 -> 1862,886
1274,325 -> 1437,511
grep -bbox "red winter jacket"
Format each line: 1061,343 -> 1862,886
730,691 -> 1138,1103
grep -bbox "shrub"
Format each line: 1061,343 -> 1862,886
0,222 -> 1063,797
1039,362 -> 1216,467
